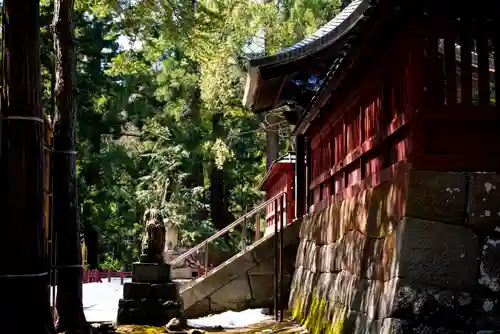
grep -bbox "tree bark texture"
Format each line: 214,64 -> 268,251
0,1 -> 55,333
265,112 -> 280,171
82,125 -> 102,270
52,0 -> 88,332
210,112 -> 231,230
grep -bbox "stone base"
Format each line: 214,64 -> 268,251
117,262 -> 185,326
132,262 -> 171,283
116,297 -> 185,326
123,282 -> 179,299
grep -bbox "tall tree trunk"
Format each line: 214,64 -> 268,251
52,0 -> 88,332
0,1 -> 55,333
83,125 -> 101,270
210,112 -> 230,230
185,85 -> 204,189
265,112 -> 280,171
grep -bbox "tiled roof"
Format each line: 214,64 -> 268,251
292,1 -> 379,133
248,0 -> 372,69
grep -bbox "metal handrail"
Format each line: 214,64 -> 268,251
170,192 -> 286,267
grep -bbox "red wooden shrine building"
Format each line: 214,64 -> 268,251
259,153 -> 296,235
244,0 -> 499,216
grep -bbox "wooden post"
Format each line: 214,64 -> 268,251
279,193 -> 285,322
107,270 -> 111,282
120,272 -> 124,285
255,213 -> 261,241
273,198 -> 279,320
241,209 -> 247,250
305,137 -> 312,214
295,135 -> 305,218
204,242 -> 209,277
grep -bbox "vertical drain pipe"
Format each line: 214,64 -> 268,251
279,193 -> 285,322
273,197 -> 279,320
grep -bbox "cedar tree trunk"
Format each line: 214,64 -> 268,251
0,1 -> 56,333
52,0 -> 89,332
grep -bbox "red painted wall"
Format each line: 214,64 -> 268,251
304,14 -> 500,214
305,26 -> 421,213
263,164 -> 295,231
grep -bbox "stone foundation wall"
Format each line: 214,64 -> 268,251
289,171 -> 500,333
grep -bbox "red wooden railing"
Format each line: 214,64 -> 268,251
81,269 -> 132,284
170,192 -> 288,283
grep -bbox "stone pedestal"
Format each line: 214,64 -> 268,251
117,262 -> 185,326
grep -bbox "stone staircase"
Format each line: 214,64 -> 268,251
169,193 -> 302,318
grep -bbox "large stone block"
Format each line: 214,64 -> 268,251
468,172 -> 500,228
322,203 -> 344,244
361,182 -> 401,238
354,188 -> 372,235
315,243 -> 339,273
123,282 -> 178,299
313,217 -> 477,287
302,241 -> 317,272
300,211 -> 321,241
339,197 -> 357,237
248,274 -> 275,303
294,239 -> 307,268
398,217 -> 479,289
406,171 -> 467,224
116,297 -> 184,326
479,235 -> 500,292
288,265 -> 303,309
123,282 -> 150,298
327,271 -> 367,310
209,276 -> 252,310
309,271 -> 480,330
337,230 -> 367,276
132,262 -> 171,283
183,298 -> 210,318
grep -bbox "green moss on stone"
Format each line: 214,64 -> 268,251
292,292 -> 348,334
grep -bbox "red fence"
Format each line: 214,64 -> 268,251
82,269 -> 132,284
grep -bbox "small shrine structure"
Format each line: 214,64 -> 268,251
259,153 -> 296,236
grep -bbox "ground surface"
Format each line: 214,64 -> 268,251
116,320 -> 304,333
50,279 -> 304,333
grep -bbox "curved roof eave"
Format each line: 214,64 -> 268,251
248,0 -> 371,69
243,0 -> 372,110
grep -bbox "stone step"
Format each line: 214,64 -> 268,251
179,218 -> 302,318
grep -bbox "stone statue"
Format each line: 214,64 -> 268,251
140,208 -> 166,264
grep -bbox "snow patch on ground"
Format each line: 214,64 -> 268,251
51,279 -> 270,328
187,308 -> 271,329
51,278 -> 131,323
84,278 -> 131,323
